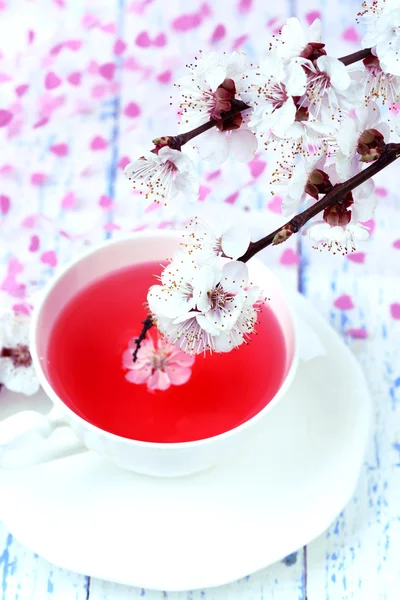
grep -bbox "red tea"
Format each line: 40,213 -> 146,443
46,261 -> 287,443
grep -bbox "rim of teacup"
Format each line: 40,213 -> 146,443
30,230 -> 299,449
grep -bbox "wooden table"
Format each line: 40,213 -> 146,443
1,0 -> 399,598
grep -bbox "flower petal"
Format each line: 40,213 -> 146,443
228,128 -> 258,162
147,370 -> 171,391
165,365 -> 192,386
125,365 -> 152,385
220,261 -> 249,293
221,226 -> 251,259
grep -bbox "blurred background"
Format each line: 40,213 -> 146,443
0,0 -> 399,598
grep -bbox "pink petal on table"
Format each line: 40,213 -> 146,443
31,173 -> 47,186
50,143 -> 69,157
44,72 -> 62,90
334,294 -> 354,310
232,34 -> 248,50
90,136 -> 108,150
211,24 -> 226,43
33,117 -> 49,128
41,250 -> 58,268
199,185 -> 211,202
238,0 -> 252,13
118,156 -> 130,170
124,101 -> 141,117
393,239 -> 400,249
342,26 -> 360,43
101,22 -> 117,34
15,84 -> 29,97
224,191 -> 239,204
305,10 -> 321,24
157,70 -> 172,84
64,39 -> 82,51
29,235 -> 40,252
346,328 -> 368,339
347,252 -> 366,263
114,39 -> 127,55
0,195 -> 10,215
67,71 -> 82,86
267,195 -> 282,214
390,303 -> 400,319
61,191 -> 76,209
136,31 -> 151,47
99,62 -> 116,80
0,110 -> 13,127
99,195 -> 113,208
375,186 -> 388,197
248,157 -> 266,178
280,248 -> 300,266
154,33 -> 167,47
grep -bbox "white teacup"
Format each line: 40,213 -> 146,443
0,231 -> 297,477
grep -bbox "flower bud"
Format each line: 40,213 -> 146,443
305,169 -> 332,200
357,128 -> 386,162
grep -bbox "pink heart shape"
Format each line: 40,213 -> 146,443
305,10 -> 321,24
99,63 -> 116,80
157,70 -> 172,84
67,71 -> 82,86
41,250 -> 58,268
118,156 -> 130,170
393,239 -> 400,249
29,235 -> 40,252
390,303 -> 400,320
280,248 -> 299,266
90,136 -> 108,150
31,172 -> 47,186
64,39 -> 82,51
199,186 -> 211,202
224,191 -> 239,204
347,252 -> 365,263
124,101 -> 141,118
50,143 -> 69,157
99,195 -> 113,208
114,39 -> 127,55
211,24 -> 226,43
101,22 -> 116,34
375,186 -> 388,197
91,84 -> 107,99
248,157 -> 266,178
346,328 -> 368,339
0,194 -> 10,215
0,109 -> 13,127
238,0 -> 252,14
334,294 -> 354,310
15,84 -> 29,97
61,191 -> 76,209
136,31 -> 151,47
153,33 -> 167,47
342,27 -> 360,43
267,195 -> 282,214
44,72 -> 62,90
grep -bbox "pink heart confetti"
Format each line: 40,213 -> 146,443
101,22 -> 117,34
154,33 -> 167,47
44,72 -> 62,90
232,34 -> 248,50
280,249 -> 300,266
31,172 -> 47,186
375,186 -> 388,197
50,143 -> 69,157
0,110 -> 13,127
238,0 -> 252,13
346,328 -> 368,339
64,39 -> 82,51
99,62 -> 116,80
224,191 -> 239,204
90,136 -> 108,150
0,194 -> 10,215
347,252 -> 366,263
99,195 -> 113,208
136,31 -> 151,47
305,10 -> 321,24
248,157 -> 266,178
211,24 -> 226,43
103,223 -> 120,231
267,195 -> 282,214
199,185 -> 211,202
157,70 -> 172,84
114,39 -> 127,55
29,235 -> 40,252
172,13 -> 202,32
206,170 -> 221,181
342,27 -> 360,43
393,239 -> 400,249
361,218 -> 375,236
61,191 -> 76,209
41,250 -> 58,268
390,304 -> 400,319
118,156 -> 130,170
0,73 -> 12,83
15,84 -> 29,97
67,71 -> 82,86
124,101 -> 141,117
33,117 -> 49,129
12,303 -> 31,316
334,294 -> 354,310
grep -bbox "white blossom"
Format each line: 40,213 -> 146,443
0,312 -> 39,396
180,217 -> 250,262
361,0 -> 400,76
124,147 -> 198,205
306,222 -> 370,253
148,255 -> 262,355
274,155 -> 327,217
274,17 -> 323,62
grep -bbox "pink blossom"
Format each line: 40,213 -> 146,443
123,335 -> 195,392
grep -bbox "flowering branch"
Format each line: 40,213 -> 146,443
156,98 -> 251,151
132,315 -> 154,362
339,47 -> 372,66
238,143 -> 400,263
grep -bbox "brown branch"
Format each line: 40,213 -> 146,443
339,47 -> 372,66
238,143 -> 400,263
132,315 -> 154,363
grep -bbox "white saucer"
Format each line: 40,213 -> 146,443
0,293 -> 371,592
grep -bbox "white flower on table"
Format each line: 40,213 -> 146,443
124,146 -> 198,205
360,0 -> 400,76
148,255 -> 263,355
180,217 -> 250,262
177,51 -> 257,165
0,312 -> 39,396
